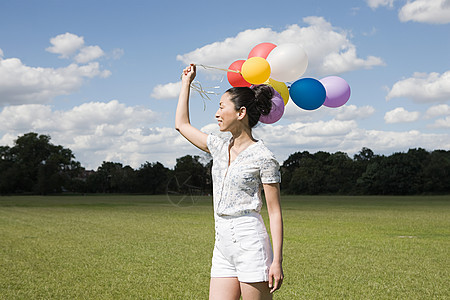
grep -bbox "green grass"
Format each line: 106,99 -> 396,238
0,195 -> 449,299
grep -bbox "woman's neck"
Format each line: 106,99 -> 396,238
230,128 -> 256,148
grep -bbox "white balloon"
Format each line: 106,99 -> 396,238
266,43 -> 308,82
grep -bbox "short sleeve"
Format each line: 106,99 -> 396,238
207,134 -> 225,158
260,157 -> 281,184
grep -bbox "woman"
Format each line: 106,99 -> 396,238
175,64 -> 283,300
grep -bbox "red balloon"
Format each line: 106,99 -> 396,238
248,43 -> 277,59
227,60 -> 251,87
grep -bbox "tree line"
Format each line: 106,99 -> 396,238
1,132 -> 449,195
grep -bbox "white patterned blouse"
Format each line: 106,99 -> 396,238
207,134 -> 281,217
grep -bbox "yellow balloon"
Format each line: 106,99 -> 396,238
264,78 -> 290,105
241,57 -> 271,84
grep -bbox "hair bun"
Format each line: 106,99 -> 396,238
251,85 -> 273,116
225,85 -> 273,128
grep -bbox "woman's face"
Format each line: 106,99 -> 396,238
215,93 -> 240,132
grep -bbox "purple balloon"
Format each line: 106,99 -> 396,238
320,76 -> 351,108
259,89 -> 285,124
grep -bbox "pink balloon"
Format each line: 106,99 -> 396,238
259,89 -> 285,124
248,43 -> 277,59
320,76 -> 351,108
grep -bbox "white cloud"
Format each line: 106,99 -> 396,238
0,100 -> 158,133
386,71 -> 450,103
151,81 -> 182,99
302,119 -> 358,137
282,101 -> 375,123
46,32 -> 85,58
282,100 -> 330,122
253,121 -> 449,162
0,104 -> 53,131
425,104 -> 450,119
176,17 -> 384,77
399,0 -> 450,24
0,48 -> 3,58
384,107 -> 421,123
357,129 -> 450,152
46,32 -> 107,63
321,46 -> 383,74
366,0 -> 395,9
0,58 -> 111,106
254,120 -> 359,157
0,100 -> 171,169
333,105 -> 376,121
425,103 -> 450,129
0,33 -> 115,106
428,116 -> 450,129
75,45 -> 105,63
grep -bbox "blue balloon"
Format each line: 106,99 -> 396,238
289,78 -> 326,110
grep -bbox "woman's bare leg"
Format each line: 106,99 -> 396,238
240,282 -> 272,300
209,277 -> 241,300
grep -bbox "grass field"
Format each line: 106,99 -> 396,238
0,195 -> 449,299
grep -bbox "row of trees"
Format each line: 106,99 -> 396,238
78,156 -> 210,195
1,133 -> 449,195
281,147 -> 450,194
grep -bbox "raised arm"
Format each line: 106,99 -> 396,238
175,64 -> 209,152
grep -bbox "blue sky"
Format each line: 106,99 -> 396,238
1,0 -> 449,169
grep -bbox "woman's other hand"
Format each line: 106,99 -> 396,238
268,261 -> 284,293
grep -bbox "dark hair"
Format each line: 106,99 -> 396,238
225,85 -> 273,128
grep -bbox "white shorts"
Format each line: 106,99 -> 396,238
211,212 -> 273,283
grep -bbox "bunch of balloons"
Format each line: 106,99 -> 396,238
227,42 -> 351,124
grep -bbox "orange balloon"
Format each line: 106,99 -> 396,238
241,57 -> 271,85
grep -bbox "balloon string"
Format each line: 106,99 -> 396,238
181,64 -> 230,110
196,64 -> 240,74
190,80 -> 221,110
196,63 -> 292,88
